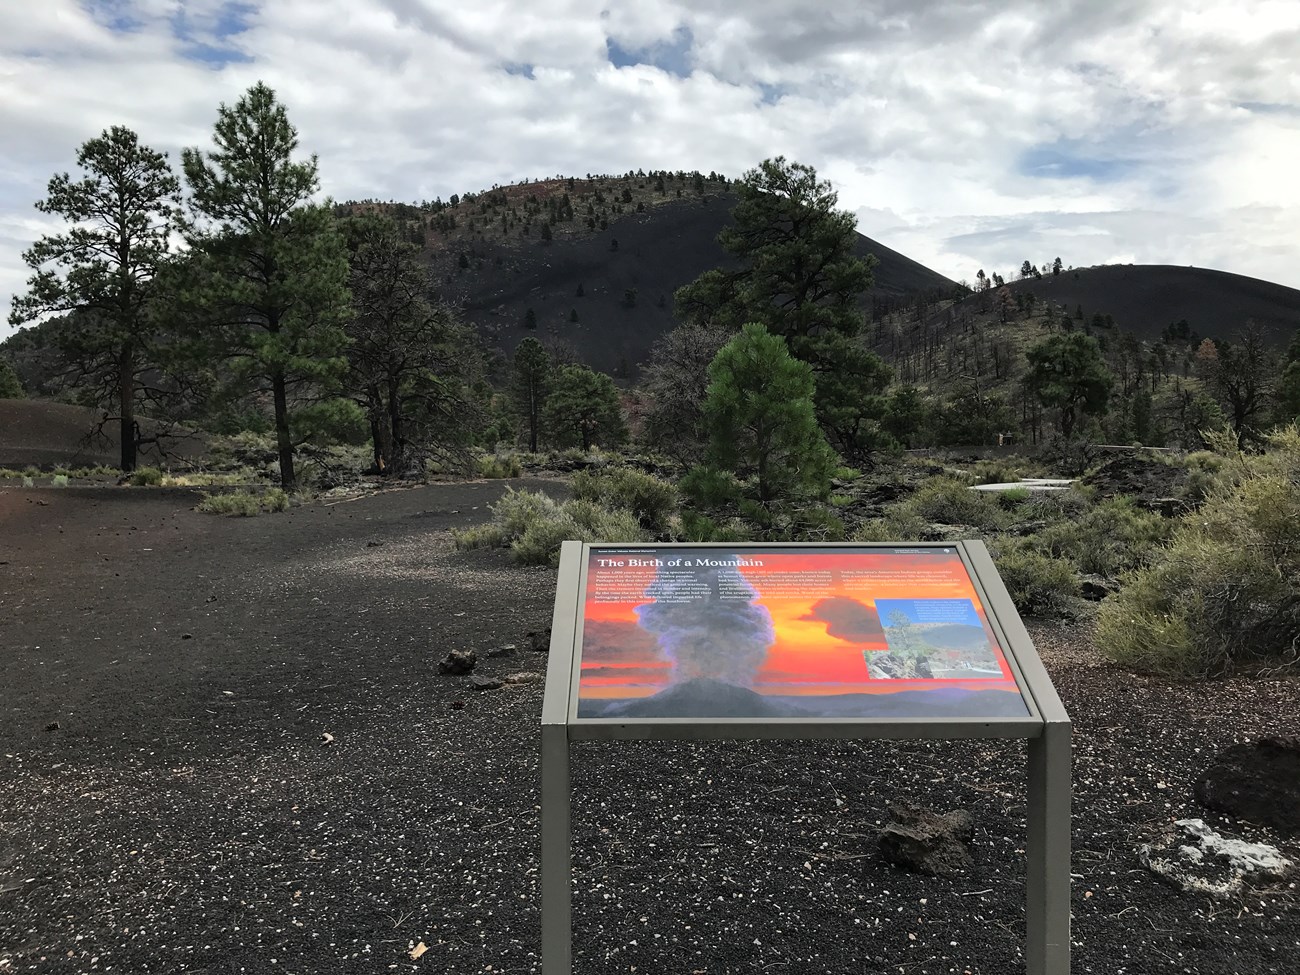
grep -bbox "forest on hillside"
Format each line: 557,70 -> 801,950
3,80 -> 1300,492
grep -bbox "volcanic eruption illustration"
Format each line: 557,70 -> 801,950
634,559 -> 775,688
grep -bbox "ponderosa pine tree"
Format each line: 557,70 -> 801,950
674,157 -> 891,461
343,216 -> 473,473
693,323 -> 835,507
542,364 -> 626,451
1026,333 -> 1114,439
510,337 -> 551,452
182,82 -> 350,490
9,127 -> 180,470
0,358 -> 23,399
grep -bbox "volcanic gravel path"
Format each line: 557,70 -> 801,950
1,481 -> 1297,974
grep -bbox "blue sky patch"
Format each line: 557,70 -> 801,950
83,0 -> 142,33
1018,142 -> 1138,182
172,1 -> 256,67
504,62 -> 535,80
1236,101 -> 1300,117
606,24 -> 693,77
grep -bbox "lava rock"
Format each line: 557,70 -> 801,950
878,802 -> 975,877
1193,737 -> 1300,835
1078,574 -> 1117,601
504,671 -> 544,684
438,649 -> 478,675
486,644 -> 518,658
527,628 -> 552,653
1138,818 -> 1295,898
470,675 -> 504,691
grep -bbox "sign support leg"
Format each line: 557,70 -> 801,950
1026,720 -> 1071,974
541,724 -> 572,975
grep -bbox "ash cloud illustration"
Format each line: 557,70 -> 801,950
634,558 -> 775,688
800,596 -> 884,643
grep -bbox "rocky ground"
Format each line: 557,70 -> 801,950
1,480 -> 1298,974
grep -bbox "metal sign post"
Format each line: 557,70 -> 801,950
541,540 -> 1071,974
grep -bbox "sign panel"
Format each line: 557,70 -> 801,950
573,545 -> 1030,721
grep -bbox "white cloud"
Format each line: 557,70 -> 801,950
2,0 -> 1299,340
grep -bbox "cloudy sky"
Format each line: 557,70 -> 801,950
3,0 -> 1299,339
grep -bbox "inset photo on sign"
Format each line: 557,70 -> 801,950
575,546 -> 1029,721
869,598 -> 1005,680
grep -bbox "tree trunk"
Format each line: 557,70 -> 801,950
118,344 -> 137,472
272,367 -> 296,491
387,377 -> 404,472
528,383 -> 539,453
367,383 -> 390,472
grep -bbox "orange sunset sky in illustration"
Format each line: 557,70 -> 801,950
579,549 -> 1020,701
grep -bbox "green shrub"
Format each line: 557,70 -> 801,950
21,475 -> 34,488
902,477 -> 1006,529
129,466 -> 163,486
512,517 -> 579,565
65,464 -> 118,478
992,543 -> 1080,615
679,465 -> 742,508
852,512 -> 930,542
197,492 -> 261,516
1096,425 -> 1300,676
1178,450 -> 1227,505
51,474 -> 69,488
1020,487 -> 1092,523
263,488 -> 290,512
571,468 -> 678,532
963,459 -> 1025,485
22,466 -> 40,478
492,488 -> 565,539
208,431 -> 278,468
456,487 -> 649,565
790,506 -> 847,541
1031,496 -> 1171,577
994,486 -> 1031,509
476,452 -> 522,478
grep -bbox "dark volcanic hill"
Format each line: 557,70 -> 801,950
1008,264 -> 1300,348
354,178 -> 958,378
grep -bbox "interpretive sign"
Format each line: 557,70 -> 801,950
541,541 -> 1071,975
574,545 -> 1031,721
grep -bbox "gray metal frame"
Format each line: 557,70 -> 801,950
541,539 -> 1071,974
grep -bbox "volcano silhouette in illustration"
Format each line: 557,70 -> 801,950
591,678 -> 813,719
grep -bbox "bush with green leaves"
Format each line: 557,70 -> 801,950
1096,425 -> 1300,676
129,466 -> 164,486
196,488 -> 290,516
571,468 -> 678,532
454,487 -> 649,566
51,474 -> 70,488
476,452 -> 522,479
197,492 -> 262,516
1019,487 -> 1093,523
992,542 -> 1080,615
901,477 -> 1006,530
961,459 -> 1029,485
1031,496 -> 1170,577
